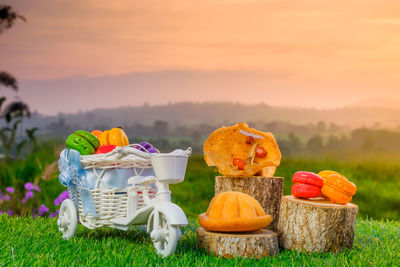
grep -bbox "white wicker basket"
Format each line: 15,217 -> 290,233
75,144 -> 158,228
78,186 -> 157,229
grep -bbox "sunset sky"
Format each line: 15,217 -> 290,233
1,0 -> 400,114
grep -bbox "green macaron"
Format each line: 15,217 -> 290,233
65,130 -> 100,155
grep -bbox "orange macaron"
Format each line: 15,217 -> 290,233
321,174 -> 357,204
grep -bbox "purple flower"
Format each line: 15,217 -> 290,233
60,190 -> 69,199
22,198 -> 26,204
3,195 -> 10,201
49,212 -> 57,218
54,190 -> 69,206
6,210 -> 13,216
34,185 -> 40,192
25,182 -> 34,191
25,191 -> 34,200
6,187 -> 15,194
54,198 -> 62,206
0,210 -> 3,215
38,204 -> 49,216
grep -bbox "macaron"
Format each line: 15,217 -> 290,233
99,130 -> 111,147
318,170 -> 343,182
91,130 -> 103,139
321,174 -> 357,204
291,183 -> 321,199
293,171 -> 324,187
291,171 -> 324,199
108,127 -> 129,147
134,142 -> 160,153
66,130 -> 100,155
95,145 -> 117,154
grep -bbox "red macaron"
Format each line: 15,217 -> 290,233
95,144 -> 117,154
291,171 -> 324,199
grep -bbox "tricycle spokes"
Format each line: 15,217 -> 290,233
149,209 -> 179,257
57,199 -> 78,240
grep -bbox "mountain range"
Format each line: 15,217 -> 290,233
20,101 -> 400,132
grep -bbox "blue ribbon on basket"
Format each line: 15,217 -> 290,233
58,149 -> 97,217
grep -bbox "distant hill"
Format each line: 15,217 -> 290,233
14,70 -> 397,116
353,98 -> 400,110
20,102 -> 400,133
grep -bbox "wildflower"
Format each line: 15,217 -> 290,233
38,204 -> 49,216
60,190 -> 69,199
6,210 -> 13,216
54,190 -> 69,206
22,191 -> 34,203
54,198 -> 61,206
26,191 -> 34,199
25,182 -> 34,191
49,212 -> 57,218
3,195 -> 10,201
0,210 -> 2,215
34,185 -> 40,192
6,187 -> 15,194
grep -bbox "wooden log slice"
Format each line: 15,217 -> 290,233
215,176 -> 283,232
196,227 -> 279,259
277,195 -> 358,253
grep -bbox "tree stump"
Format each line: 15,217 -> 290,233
215,176 -> 283,232
196,227 -> 278,259
277,195 -> 358,253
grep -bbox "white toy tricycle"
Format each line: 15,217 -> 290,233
57,145 -> 191,257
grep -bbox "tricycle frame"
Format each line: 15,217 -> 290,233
57,146 -> 191,257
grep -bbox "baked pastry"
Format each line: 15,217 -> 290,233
198,191 -> 272,232
204,123 -> 281,176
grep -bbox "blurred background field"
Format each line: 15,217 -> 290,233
1,136 -> 400,221
175,155 -> 400,221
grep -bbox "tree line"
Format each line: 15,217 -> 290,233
41,118 -> 400,156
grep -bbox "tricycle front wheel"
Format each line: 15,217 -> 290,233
57,199 -> 78,240
149,210 -> 179,257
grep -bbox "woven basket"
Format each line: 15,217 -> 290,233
75,144 -> 157,228
78,186 -> 157,229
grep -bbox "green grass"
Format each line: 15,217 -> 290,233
1,215 -> 399,266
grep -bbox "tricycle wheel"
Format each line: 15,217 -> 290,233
57,199 -> 78,240
149,210 -> 179,257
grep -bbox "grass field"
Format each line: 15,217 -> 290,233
1,215 -> 399,266
1,154 -> 400,265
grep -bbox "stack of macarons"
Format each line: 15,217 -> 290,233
65,130 -> 100,155
291,171 -> 324,199
65,128 -> 160,156
65,129 -> 124,155
291,170 -> 357,205
319,171 -> 357,205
